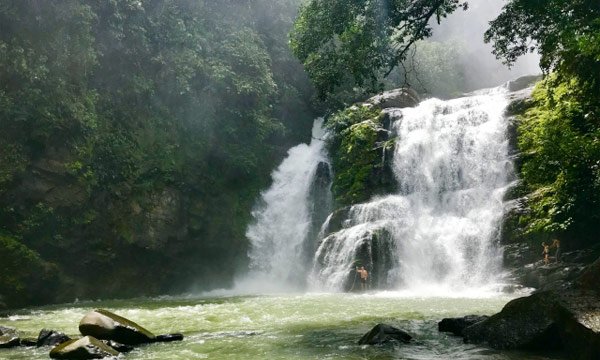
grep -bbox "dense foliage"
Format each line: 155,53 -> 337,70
387,40 -> 466,98
486,0 -> 600,247
517,77 -> 600,245
485,0 -> 600,76
0,0 -> 314,310
290,0 -> 467,98
294,0 -> 600,249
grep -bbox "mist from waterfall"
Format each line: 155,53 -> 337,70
239,119 -> 331,292
312,87 -> 512,295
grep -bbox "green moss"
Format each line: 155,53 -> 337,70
326,105 -> 387,206
0,234 -> 61,309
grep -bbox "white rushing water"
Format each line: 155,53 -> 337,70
240,119 -> 329,291
312,87 -> 512,295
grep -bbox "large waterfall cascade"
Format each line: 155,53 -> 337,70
312,87 -> 513,294
242,119 -> 331,291
242,86 -> 514,295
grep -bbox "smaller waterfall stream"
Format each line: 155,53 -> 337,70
312,87 -> 512,295
241,119 -> 331,291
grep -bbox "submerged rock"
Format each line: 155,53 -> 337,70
101,340 -> 133,352
20,338 -> 38,346
155,333 -> 184,343
0,326 -> 20,349
358,324 -> 412,345
438,315 -> 488,337
79,309 -> 155,345
37,329 -> 71,347
49,336 -> 119,359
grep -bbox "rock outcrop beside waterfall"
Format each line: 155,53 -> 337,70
364,88 -> 420,110
462,257 -> 600,359
499,74 -> 600,293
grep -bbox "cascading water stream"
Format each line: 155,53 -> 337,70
312,87 -> 512,295
240,119 -> 331,291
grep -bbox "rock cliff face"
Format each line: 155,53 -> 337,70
364,88 -> 420,110
304,161 -> 333,261
325,88 -> 419,207
0,140 -> 256,309
311,88 -> 420,290
499,74 -> 600,293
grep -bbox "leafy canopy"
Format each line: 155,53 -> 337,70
517,76 -> 600,243
485,0 -> 600,74
290,0 -> 467,98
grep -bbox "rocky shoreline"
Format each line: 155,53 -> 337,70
439,256 -> 600,359
0,309 -> 183,359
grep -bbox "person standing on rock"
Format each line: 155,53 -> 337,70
551,239 -> 561,262
357,266 -> 369,291
541,242 -> 550,265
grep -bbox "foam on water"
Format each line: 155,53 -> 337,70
312,87 -> 512,294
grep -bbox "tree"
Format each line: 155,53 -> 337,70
485,0 -> 600,75
487,0 -> 600,246
290,0 -> 467,98
0,0 -> 315,309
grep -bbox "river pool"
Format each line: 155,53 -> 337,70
0,292 -> 557,360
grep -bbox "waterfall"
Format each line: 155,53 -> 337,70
312,87 -> 512,294
242,119 -> 331,291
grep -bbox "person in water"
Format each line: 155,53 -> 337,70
551,239 -> 561,262
541,242 -> 550,265
356,266 -> 369,291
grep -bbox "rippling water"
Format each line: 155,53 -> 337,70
0,293 -> 554,360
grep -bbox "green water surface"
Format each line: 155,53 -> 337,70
0,293 -> 557,359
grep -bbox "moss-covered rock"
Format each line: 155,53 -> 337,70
79,309 -> 155,345
324,87 -> 419,208
49,336 -> 119,359
326,106 -> 394,206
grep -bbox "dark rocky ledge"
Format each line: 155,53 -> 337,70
460,257 -> 600,359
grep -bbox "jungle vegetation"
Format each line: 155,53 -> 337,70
0,0 -> 315,310
1,0 -> 598,310
292,0 -> 600,246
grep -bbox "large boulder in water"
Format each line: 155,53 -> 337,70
0,325 -> 20,348
79,309 -> 155,345
438,315 -> 488,337
358,323 -> 412,345
463,258 -> 600,359
49,336 -> 119,359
